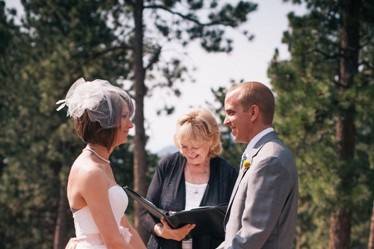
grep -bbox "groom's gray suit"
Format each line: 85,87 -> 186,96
217,131 -> 298,249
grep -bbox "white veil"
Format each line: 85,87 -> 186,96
56,78 -> 134,128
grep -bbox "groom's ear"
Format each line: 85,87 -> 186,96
248,104 -> 260,122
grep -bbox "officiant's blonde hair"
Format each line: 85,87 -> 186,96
174,108 -> 222,157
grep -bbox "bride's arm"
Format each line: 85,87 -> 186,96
79,168 -> 127,249
120,216 -> 146,249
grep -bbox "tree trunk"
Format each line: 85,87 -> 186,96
132,0 -> 148,240
369,201 -> 374,249
53,181 -> 70,249
329,0 -> 360,248
328,208 -> 351,249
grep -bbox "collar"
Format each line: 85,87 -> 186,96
243,127 -> 274,159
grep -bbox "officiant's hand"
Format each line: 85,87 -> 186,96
154,218 -> 195,241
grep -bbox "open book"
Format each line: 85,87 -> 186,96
123,186 -> 227,237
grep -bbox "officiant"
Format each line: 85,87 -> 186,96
140,108 -> 238,249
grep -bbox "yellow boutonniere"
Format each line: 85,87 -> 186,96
243,159 -> 251,170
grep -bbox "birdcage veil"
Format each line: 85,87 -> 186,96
56,78 -> 134,128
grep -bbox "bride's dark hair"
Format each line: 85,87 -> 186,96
74,111 -> 117,150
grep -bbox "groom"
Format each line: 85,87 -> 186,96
217,82 -> 298,249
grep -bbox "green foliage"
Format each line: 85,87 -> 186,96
0,0 -> 256,247
268,0 -> 374,247
0,1 -> 138,248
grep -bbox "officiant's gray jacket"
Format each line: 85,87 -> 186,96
140,152 -> 238,249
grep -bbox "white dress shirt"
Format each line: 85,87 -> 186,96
243,127 -> 274,160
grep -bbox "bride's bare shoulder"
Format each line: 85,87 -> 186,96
69,154 -> 106,185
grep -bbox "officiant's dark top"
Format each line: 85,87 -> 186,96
141,152 -> 238,249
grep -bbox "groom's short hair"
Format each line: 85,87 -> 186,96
229,82 -> 275,125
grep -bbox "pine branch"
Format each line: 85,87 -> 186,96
359,31 -> 374,49
144,4 -> 227,27
360,60 -> 374,71
124,0 -> 135,6
313,48 -> 340,60
145,46 -> 161,71
81,44 -> 131,61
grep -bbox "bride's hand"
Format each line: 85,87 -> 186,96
154,218 -> 195,241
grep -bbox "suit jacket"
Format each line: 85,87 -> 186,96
141,152 -> 238,249
217,131 -> 298,249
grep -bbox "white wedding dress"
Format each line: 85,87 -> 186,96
66,185 -> 132,249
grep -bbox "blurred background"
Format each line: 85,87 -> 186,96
0,0 -> 373,248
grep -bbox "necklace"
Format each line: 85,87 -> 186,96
186,181 -> 207,195
84,146 -> 110,164
185,163 -> 209,185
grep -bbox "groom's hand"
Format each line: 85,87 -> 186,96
153,218 -> 195,241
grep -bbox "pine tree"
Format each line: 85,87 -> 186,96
117,0 -> 257,233
0,1 -> 134,248
268,0 -> 374,248
0,0 -> 258,247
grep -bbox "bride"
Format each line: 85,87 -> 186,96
57,78 -> 146,249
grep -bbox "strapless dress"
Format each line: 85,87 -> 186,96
66,185 -> 132,249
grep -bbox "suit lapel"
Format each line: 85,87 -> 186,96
226,167 -> 245,212
224,132 -> 278,226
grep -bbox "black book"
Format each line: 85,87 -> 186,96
123,186 -> 226,237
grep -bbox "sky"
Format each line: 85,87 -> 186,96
4,0 -> 305,153
144,0 -> 305,152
